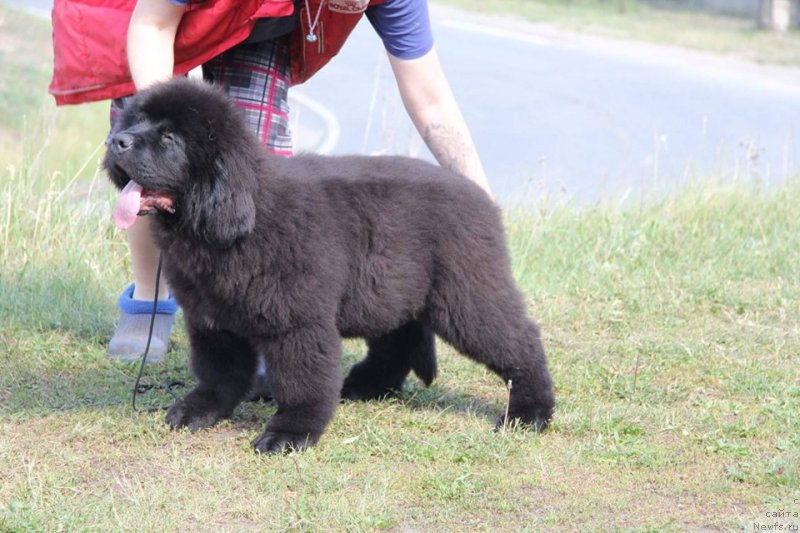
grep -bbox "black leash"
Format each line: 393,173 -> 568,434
131,253 -> 185,413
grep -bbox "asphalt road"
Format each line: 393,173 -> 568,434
297,5 -> 800,204
12,1 -> 800,205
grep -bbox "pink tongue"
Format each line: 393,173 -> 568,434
113,180 -> 143,229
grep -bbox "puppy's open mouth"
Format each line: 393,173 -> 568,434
113,180 -> 176,230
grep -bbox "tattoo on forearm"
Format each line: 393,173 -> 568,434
422,122 -> 470,176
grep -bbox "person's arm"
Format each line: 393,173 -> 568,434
127,0 -> 185,90
388,48 -> 492,196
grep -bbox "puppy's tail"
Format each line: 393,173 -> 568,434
410,323 -> 437,387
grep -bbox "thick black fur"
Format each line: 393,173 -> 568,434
103,78 -> 555,454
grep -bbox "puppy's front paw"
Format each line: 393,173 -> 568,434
251,430 -> 320,455
165,392 -> 226,432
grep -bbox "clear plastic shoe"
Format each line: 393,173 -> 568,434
107,284 -> 178,363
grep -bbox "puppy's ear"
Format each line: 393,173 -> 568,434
184,158 -> 256,247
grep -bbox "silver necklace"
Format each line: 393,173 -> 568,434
304,0 -> 325,43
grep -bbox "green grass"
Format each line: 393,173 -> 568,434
3,142 -> 800,530
0,4 -> 110,181
439,0 -> 800,67
2,2 -> 800,531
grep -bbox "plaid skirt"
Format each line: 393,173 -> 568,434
110,38 -> 293,156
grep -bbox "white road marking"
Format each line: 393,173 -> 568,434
290,92 -> 341,155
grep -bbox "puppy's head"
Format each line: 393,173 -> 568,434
103,78 -> 258,247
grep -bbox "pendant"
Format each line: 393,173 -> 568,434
306,32 -> 318,43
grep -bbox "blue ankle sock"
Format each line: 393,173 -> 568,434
118,283 -> 179,315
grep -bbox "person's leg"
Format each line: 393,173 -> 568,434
127,219 -> 172,301
202,38 -> 293,155
107,97 -> 177,362
107,39 -> 293,364
202,37 -> 293,394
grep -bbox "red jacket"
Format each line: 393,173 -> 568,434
49,0 -> 381,105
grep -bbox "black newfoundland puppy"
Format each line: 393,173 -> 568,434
104,78 -> 554,454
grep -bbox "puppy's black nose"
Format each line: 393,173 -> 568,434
110,133 -> 135,153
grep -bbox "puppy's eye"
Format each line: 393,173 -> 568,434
161,132 -> 175,144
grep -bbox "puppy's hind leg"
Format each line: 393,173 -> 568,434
251,323 -> 342,454
429,283 -> 555,432
166,322 -> 258,432
342,320 -> 437,401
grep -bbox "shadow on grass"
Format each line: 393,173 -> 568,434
228,383 -> 502,436
403,385 -> 501,422
0,265 -> 118,343
3,280 -> 499,428
336,382 -> 501,424
0,351 -> 194,418
0,262 -> 193,417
